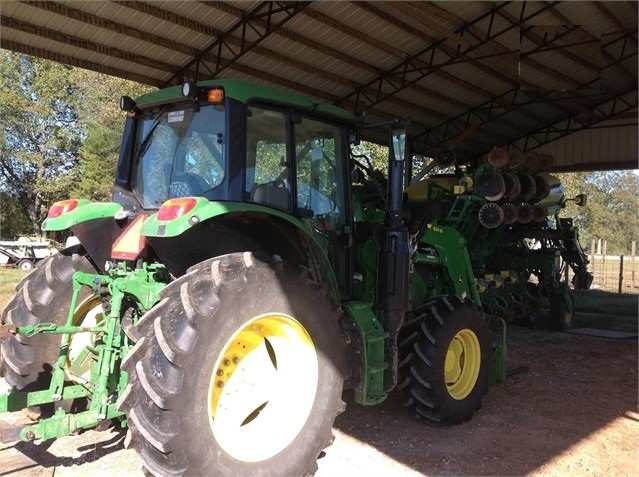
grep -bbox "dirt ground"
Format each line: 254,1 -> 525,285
0,323 -> 637,477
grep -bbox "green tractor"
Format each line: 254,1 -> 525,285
2,79 -> 514,475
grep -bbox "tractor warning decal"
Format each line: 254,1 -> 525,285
111,214 -> 148,261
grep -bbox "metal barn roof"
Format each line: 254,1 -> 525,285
1,1 -> 637,171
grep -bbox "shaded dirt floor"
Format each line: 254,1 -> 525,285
1,323 -> 637,476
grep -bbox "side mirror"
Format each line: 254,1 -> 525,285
391,128 -> 406,162
120,96 -> 136,112
349,130 -> 360,146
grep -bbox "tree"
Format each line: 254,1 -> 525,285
0,192 -> 32,239
557,170 -> 639,255
0,51 -> 81,235
0,52 -> 152,235
68,70 -> 151,201
352,141 -> 388,175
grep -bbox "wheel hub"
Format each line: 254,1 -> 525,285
65,296 -> 104,384
208,313 -> 318,462
445,329 -> 481,400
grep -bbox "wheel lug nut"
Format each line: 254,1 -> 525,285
216,369 -> 224,376
223,359 -> 230,366
217,381 -> 224,388
232,357 -> 239,364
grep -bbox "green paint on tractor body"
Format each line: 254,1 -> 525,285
0,80 -> 590,475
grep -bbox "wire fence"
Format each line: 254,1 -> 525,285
576,240 -> 639,294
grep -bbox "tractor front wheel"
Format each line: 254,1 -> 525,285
550,289 -> 575,330
119,252 -> 345,476
398,295 -> 491,426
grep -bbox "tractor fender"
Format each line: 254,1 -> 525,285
142,198 -> 341,304
42,200 -> 123,231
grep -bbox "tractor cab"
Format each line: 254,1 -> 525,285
113,80 -> 357,286
115,81 -> 352,221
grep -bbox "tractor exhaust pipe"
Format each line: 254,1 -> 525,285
376,121 -> 410,391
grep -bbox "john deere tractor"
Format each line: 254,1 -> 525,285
0,79 -> 585,475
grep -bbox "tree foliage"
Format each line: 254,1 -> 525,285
0,51 -> 81,235
69,70 -> 150,201
0,192 -> 33,239
556,170 -> 639,254
352,141 -> 388,175
0,51 -> 150,237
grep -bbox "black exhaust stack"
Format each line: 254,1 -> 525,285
375,122 -> 410,391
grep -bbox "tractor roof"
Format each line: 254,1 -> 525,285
135,79 -> 356,123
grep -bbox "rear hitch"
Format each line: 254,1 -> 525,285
0,264 -> 169,442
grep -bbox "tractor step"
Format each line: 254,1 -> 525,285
343,301 -> 390,406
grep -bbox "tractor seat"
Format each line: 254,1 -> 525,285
251,183 -> 291,210
169,172 -> 210,198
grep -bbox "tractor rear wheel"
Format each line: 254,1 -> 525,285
119,252 -> 345,476
0,248 -> 97,400
398,295 -> 491,426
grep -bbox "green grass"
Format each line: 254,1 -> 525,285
0,268 -> 28,286
0,268 -> 28,309
573,289 -> 638,333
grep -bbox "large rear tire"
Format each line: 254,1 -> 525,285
0,248 -> 97,393
119,252 -> 345,476
398,295 -> 491,426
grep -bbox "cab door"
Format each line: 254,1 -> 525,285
292,115 -> 353,296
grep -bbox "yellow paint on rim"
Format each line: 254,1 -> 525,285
561,306 -> 572,325
444,328 -> 481,400
65,295 -> 104,384
208,313 -> 318,462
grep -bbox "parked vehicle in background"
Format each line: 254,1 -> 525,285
0,238 -> 57,270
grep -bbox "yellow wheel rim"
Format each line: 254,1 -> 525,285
562,306 -> 572,325
65,295 -> 104,384
444,328 -> 481,400
208,313 -> 318,462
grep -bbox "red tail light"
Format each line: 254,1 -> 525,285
47,199 -> 79,218
157,198 -> 197,221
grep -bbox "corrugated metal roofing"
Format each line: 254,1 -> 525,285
0,0 -> 637,171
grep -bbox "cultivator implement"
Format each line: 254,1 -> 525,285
406,146 -> 591,329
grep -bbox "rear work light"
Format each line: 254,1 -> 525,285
157,197 -> 198,221
47,199 -> 80,218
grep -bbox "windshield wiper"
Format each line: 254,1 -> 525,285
136,105 -> 169,159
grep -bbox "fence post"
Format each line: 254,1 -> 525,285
618,255 -> 624,294
632,241 -> 636,290
602,241 -> 607,288
589,239 -> 596,284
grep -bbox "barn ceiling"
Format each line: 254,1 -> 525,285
1,1 -> 637,171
